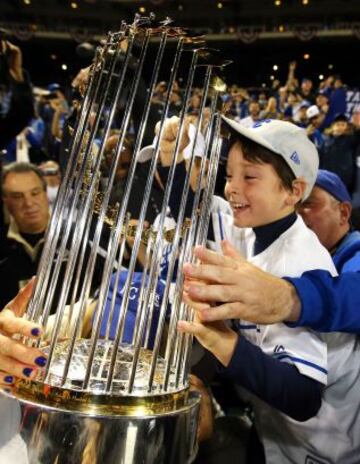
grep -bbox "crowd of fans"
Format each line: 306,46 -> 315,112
1,37 -> 360,462
1,37 -> 360,306
1,39 -> 360,305
2,40 -> 360,199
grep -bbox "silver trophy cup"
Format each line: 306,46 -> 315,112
0,14 -> 230,464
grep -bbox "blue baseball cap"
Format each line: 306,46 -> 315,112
315,169 -> 351,203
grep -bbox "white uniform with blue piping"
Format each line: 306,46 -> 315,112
209,195 -> 360,464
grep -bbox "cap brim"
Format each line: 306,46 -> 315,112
221,115 -> 280,156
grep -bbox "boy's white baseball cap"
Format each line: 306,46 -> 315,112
137,123 -> 205,163
222,116 -> 319,199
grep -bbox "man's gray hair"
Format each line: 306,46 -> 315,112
1,162 -> 47,193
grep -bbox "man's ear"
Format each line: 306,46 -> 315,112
339,201 -> 352,226
285,178 -> 307,206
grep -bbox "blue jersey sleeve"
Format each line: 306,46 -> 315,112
219,336 -> 322,422
285,269 -> 360,334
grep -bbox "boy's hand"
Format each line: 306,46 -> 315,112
178,290 -> 238,367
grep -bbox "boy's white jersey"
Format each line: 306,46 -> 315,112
210,195 -> 360,464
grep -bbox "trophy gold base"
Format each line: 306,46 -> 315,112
0,386 -> 200,464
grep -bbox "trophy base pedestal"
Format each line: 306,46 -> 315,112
0,390 -> 200,464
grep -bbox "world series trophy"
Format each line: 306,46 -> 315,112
1,14 -> 230,463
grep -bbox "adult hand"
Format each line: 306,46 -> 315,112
0,280 -> 47,388
183,241 -> 301,325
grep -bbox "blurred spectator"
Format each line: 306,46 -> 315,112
319,75 -> 334,99
0,38 -> 34,149
283,91 -> 301,121
257,92 -> 268,110
316,92 -> 330,115
320,114 -> 360,194
298,170 -> 360,273
277,86 -> 288,113
299,78 -> 315,104
239,101 -> 261,128
294,101 -> 310,128
188,92 -> 202,115
285,60 -> 299,92
101,133 -> 133,206
321,75 -> 347,130
5,109 -> 46,164
39,160 -> 61,207
152,81 -> 167,105
0,162 -> 49,307
229,88 -> 248,121
169,83 -> 183,116
260,96 -> 280,120
306,105 -> 324,149
50,94 -> 69,142
39,83 -> 69,160
0,161 -> 113,309
351,110 -> 360,131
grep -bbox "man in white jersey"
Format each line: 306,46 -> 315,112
179,117 -> 360,463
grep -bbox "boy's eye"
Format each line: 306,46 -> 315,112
245,175 -> 257,180
225,174 -> 232,180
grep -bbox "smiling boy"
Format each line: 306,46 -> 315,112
179,118 -> 360,463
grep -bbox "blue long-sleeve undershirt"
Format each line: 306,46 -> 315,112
218,335 -> 323,422
285,269 -> 360,334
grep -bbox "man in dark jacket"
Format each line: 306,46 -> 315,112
0,162 -> 49,307
0,162 -> 108,309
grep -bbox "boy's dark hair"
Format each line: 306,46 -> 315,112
229,134 -> 295,192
